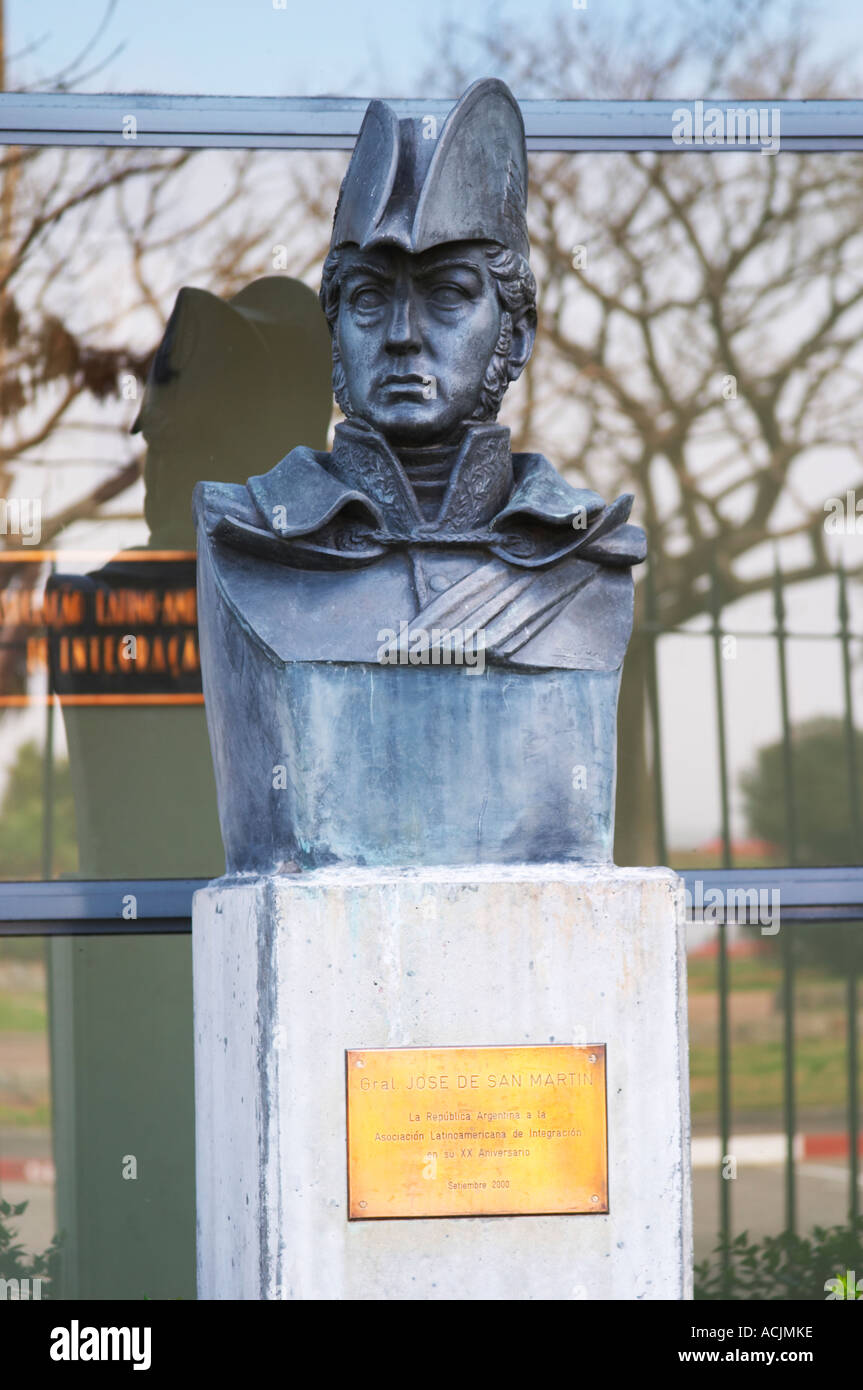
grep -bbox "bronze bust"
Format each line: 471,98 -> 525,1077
194,79 -> 645,872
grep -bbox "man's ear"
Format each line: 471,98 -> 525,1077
506,309 -> 536,382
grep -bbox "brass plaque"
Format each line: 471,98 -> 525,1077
346,1044 -> 608,1219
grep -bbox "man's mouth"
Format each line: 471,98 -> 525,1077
380,373 -> 429,388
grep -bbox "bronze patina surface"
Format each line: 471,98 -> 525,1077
347,1044 -> 608,1218
194,79 -> 646,874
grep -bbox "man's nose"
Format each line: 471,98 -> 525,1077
384,289 -> 421,354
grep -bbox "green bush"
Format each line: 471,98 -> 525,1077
0,1198 -> 62,1298
695,1218 -> 863,1300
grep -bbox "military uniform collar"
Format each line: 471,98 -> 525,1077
220,421 -> 647,570
326,418 -> 515,532
244,419 -> 606,543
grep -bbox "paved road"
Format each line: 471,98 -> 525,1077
693,1158 -> 863,1265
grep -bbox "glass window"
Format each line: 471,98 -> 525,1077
0,144 -> 346,882
0,81 -> 861,1299
517,148 -> 863,869
0,932 -> 194,1300
1,147 -> 861,877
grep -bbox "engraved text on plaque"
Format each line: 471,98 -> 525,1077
346,1044 -> 608,1218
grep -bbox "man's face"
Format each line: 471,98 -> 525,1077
335,241 -> 503,447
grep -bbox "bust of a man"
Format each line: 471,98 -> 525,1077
194,79 -> 645,873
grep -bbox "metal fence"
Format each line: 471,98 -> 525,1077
642,552 -> 862,1279
0,558 -> 861,1280
0,90 -> 861,1298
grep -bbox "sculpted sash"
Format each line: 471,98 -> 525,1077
399,553 -> 598,661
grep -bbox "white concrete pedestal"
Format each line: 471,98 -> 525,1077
193,865 -> 691,1300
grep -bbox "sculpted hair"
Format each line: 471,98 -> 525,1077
319,243 -> 537,422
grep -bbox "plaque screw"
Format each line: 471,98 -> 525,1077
588,1053 -> 597,1063
359,1201 -> 367,1209
355,1059 -> 365,1068
591,1195 -> 599,1203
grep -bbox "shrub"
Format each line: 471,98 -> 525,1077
695,1218 -> 863,1300
0,1198 -> 62,1299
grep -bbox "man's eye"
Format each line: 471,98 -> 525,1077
352,287 -> 386,310
428,283 -> 469,307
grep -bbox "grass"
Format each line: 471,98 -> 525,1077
687,951 -> 858,1117
690,1037 -> 863,1116
687,954 -> 829,993
0,1101 -> 51,1128
0,976 -> 50,1127
0,992 -> 47,1031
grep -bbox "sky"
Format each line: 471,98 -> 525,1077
6,0 -> 863,99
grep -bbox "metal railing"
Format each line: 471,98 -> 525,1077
0,866 -> 859,1259
642,553 -> 863,1278
1,553 -> 861,1275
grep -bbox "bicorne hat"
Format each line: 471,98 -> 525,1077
330,78 -> 529,262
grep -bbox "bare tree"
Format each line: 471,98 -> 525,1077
0,4 -> 340,696
415,1 -> 863,860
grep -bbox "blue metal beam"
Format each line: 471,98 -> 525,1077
1,868 -> 862,934
0,95 -> 860,151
